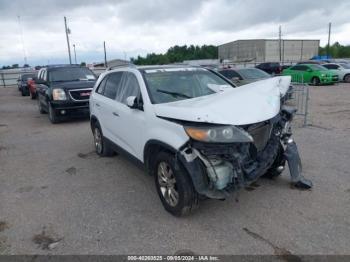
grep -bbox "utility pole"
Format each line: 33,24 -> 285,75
103,41 -> 107,68
327,22 -> 331,59
278,25 -> 282,63
73,44 -> 77,64
17,16 -> 27,65
64,16 -> 72,64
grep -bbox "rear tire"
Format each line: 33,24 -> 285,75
21,88 -> 26,96
154,151 -> 198,216
37,98 -> 46,114
344,74 -> 350,83
30,92 -> 36,100
93,124 -> 114,157
48,102 -> 60,124
311,77 -> 320,86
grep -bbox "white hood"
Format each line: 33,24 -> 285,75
153,76 -> 291,125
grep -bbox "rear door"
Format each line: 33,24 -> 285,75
288,65 -> 304,83
93,72 -> 124,145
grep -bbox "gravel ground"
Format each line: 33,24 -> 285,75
0,83 -> 349,256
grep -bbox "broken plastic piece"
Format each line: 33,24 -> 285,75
294,177 -> 313,189
284,140 -> 313,189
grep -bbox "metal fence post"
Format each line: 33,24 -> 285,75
1,73 -> 5,87
304,84 -> 309,127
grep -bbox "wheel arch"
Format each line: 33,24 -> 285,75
143,140 -> 181,174
343,73 -> 350,81
90,114 -> 99,131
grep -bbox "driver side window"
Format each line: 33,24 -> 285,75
116,72 -> 141,105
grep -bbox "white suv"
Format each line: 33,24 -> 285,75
90,65 -> 312,216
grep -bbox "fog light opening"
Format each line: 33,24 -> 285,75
60,110 -> 66,115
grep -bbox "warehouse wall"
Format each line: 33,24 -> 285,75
218,39 -> 320,63
218,40 -> 265,62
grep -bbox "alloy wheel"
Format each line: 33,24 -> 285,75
157,161 -> 179,207
94,127 -> 103,154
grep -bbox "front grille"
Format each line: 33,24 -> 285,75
247,122 -> 273,152
69,88 -> 92,101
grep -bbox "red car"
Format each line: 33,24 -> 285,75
27,77 -> 37,99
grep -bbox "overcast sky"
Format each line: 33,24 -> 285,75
1,0 -> 350,66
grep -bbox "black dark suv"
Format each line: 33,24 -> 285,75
36,65 -> 97,123
255,62 -> 282,75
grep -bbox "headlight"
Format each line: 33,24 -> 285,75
184,125 -> 253,143
52,88 -> 67,100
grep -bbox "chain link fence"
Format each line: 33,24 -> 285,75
285,74 -> 310,126
0,69 -> 36,88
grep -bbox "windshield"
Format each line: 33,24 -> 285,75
21,74 -> 36,80
309,64 -> 328,71
340,63 -> 350,69
48,67 -> 96,82
237,68 -> 270,79
143,68 -> 232,104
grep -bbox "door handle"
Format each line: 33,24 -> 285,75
112,112 -> 119,117
95,103 -> 100,107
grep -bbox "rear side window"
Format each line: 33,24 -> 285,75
323,64 -> 339,69
102,72 -> 123,99
116,72 -> 140,104
219,70 -> 242,79
291,65 -> 306,71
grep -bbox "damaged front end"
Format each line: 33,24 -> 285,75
176,106 -> 313,200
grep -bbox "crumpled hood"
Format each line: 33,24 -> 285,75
153,76 -> 291,125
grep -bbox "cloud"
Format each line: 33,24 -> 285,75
0,0 -> 349,66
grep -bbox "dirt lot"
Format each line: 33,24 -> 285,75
0,84 -> 350,255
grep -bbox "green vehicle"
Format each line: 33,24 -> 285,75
282,64 -> 339,85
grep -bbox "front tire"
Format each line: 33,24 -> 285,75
154,152 -> 198,216
37,98 -> 46,114
311,77 -> 320,86
93,124 -> 114,157
48,102 -> 60,124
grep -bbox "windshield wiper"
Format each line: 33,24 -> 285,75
156,89 -> 192,98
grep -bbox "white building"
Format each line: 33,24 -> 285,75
218,39 -> 320,63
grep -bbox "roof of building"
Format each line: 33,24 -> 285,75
218,39 -> 320,46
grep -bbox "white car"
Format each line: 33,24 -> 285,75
89,65 -> 312,216
323,63 -> 350,82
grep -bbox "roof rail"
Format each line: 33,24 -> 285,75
107,62 -> 136,71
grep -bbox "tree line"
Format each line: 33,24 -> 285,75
131,45 -> 218,65
319,42 -> 350,58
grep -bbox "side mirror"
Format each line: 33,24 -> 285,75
126,96 -> 142,110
